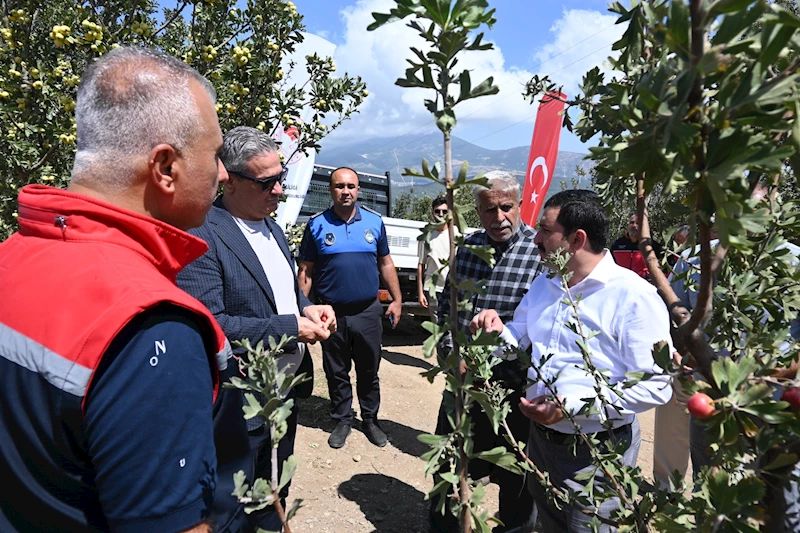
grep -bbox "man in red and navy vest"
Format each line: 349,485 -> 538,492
0,47 -> 234,533
611,213 -> 664,279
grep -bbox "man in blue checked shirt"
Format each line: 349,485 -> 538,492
298,167 -> 403,450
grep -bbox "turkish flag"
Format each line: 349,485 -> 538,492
520,92 -> 566,225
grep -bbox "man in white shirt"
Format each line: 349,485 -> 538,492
471,191 -> 673,533
178,126 -> 335,532
417,197 -> 452,324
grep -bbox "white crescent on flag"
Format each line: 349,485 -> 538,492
528,156 -> 550,204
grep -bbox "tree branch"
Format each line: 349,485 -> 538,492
24,145 -> 57,181
153,1 -> 189,37
635,177 -> 682,312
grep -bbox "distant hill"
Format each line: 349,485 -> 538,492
317,133 -> 594,200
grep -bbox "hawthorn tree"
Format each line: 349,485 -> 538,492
527,0 -> 800,530
0,0 -> 367,239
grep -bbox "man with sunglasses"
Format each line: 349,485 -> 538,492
178,126 -> 336,532
417,197 -> 455,325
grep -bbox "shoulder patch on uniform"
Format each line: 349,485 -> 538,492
360,205 -> 382,217
308,210 -> 326,220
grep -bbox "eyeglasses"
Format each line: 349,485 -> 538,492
433,209 -> 448,216
231,166 -> 289,191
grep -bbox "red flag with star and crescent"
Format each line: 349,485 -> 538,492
520,92 -> 566,225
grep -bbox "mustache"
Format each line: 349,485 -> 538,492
538,244 -> 546,254
491,220 -> 513,230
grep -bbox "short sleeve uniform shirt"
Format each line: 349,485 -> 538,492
299,204 -> 389,305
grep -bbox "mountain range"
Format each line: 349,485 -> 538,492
317,133 -> 595,197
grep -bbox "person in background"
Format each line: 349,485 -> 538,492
297,167 -> 402,450
666,224 -> 690,268
430,173 -> 545,533
417,196 -> 455,324
0,47 -> 228,533
177,126 -> 335,532
472,190 -> 673,533
611,213 -> 663,278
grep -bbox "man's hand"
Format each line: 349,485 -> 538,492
303,305 -> 337,332
418,292 -> 429,309
469,309 -> 504,335
385,300 -> 401,329
519,395 -> 565,426
297,317 -> 331,343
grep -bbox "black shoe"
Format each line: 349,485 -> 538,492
328,421 -> 351,449
362,420 -> 388,447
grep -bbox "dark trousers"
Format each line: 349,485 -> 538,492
429,389 -> 536,533
246,396 -> 299,532
528,418 -> 640,533
321,299 -> 383,423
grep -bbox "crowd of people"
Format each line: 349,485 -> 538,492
0,44 -> 789,533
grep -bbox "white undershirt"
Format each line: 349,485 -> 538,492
233,216 -> 304,375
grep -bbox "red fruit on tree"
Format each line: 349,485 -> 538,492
781,386 -> 800,411
687,392 -> 716,419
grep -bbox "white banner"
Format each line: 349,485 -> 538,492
273,33 -> 337,229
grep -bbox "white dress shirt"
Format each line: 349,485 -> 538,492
498,250 -> 673,434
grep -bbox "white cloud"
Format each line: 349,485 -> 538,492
531,9 -> 625,99
320,2 -> 624,149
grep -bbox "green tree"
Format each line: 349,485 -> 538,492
0,0 -> 367,240
391,189 -> 434,221
392,186 -> 481,228
526,0 -> 800,529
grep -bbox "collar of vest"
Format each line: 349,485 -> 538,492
16,185 -> 209,281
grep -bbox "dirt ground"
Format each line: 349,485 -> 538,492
290,317 -> 659,533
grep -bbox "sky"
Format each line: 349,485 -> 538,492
290,0 -> 626,155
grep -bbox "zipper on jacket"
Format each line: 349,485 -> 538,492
19,205 -> 69,240
54,216 -> 68,239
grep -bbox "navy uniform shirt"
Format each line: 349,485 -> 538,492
299,204 -> 389,305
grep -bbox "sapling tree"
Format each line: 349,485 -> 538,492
228,336 -> 309,533
368,2 -> 523,532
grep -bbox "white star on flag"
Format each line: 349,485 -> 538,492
531,191 -> 539,204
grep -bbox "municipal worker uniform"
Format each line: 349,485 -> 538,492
299,203 -> 388,423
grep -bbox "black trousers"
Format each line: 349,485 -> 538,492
321,299 -> 383,423
429,389 -> 536,533
246,395 -> 299,532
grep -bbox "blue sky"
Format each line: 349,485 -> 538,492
289,0 -> 626,154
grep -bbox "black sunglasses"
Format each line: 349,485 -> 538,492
433,208 -> 448,215
231,166 -> 289,191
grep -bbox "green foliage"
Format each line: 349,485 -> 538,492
391,186 -> 481,228
370,2 -> 529,531
0,0 -> 367,240
283,222 -> 306,256
227,336 -> 309,530
526,0 -> 800,530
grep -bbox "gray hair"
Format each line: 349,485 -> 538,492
674,224 -> 690,237
220,126 -> 279,174
71,46 -> 216,189
473,171 -> 521,206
